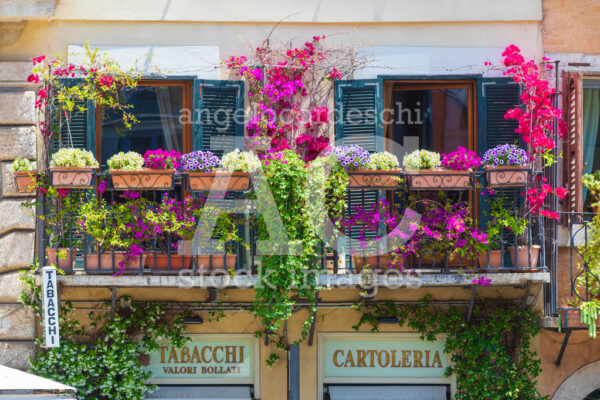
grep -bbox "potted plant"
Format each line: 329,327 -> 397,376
49,148 -> 98,188
583,170 -> 600,213
404,147 -> 478,190
182,150 -> 250,192
490,201 -> 541,269
482,144 -> 529,187
477,198 -> 506,269
328,146 -> 401,189
79,196 -> 146,273
109,149 -> 180,189
220,148 -> 261,177
11,158 -> 37,193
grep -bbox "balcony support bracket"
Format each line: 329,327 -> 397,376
308,294 -> 320,346
555,329 -> 572,366
466,287 -> 477,323
110,287 -> 117,320
521,281 -> 532,310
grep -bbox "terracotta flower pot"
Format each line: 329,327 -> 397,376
351,254 -> 403,273
84,252 -> 146,273
46,248 -> 76,270
477,250 -> 503,268
144,252 -> 192,270
194,254 -> 238,272
484,165 -> 529,187
186,170 -> 250,191
347,169 -> 402,189
110,169 -> 174,189
508,245 -> 541,269
14,171 -> 38,193
593,204 -> 599,214
50,166 -> 95,188
405,168 -> 471,190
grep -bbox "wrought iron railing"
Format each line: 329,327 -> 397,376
37,171 -> 549,276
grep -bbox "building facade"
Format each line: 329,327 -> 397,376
0,1 -> 598,399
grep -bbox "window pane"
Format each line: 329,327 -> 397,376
582,88 -> 600,210
390,88 -> 469,153
100,85 -> 183,166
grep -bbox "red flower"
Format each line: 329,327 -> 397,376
555,187 -> 567,199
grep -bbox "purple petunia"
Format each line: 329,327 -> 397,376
326,145 -> 371,171
181,151 -> 221,172
482,144 -> 528,167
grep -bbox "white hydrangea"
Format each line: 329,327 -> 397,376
221,149 -> 261,173
50,148 -> 99,168
11,157 -> 36,172
107,151 -> 145,171
402,150 -> 441,170
368,152 -> 400,171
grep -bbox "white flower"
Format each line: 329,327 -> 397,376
107,151 -> 144,171
368,152 -> 399,171
221,149 -> 261,173
11,157 -> 36,172
50,148 -> 99,168
402,150 -> 441,170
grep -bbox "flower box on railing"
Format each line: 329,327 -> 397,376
405,168 -> 471,190
347,169 -> 402,189
186,170 -> 251,192
50,166 -> 95,188
110,169 -> 175,190
484,165 -> 530,187
14,171 -> 38,193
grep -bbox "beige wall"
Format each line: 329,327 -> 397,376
543,0 -> 600,54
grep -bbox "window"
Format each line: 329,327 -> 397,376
582,79 -> 600,210
384,81 -> 476,155
96,80 -> 192,167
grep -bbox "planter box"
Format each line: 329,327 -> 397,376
186,170 -> 250,191
84,252 -> 146,273
405,168 -> 471,190
508,245 -> 541,269
145,253 -> 192,270
347,169 -> 402,189
110,169 -> 174,190
484,165 -> 530,187
46,248 -> 76,270
50,166 -> 95,188
14,171 -> 37,193
477,250 -> 503,269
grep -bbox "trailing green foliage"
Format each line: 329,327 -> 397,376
353,297 -> 546,400
251,150 -> 347,365
19,263 -> 189,400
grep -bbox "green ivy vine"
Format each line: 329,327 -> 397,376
19,263 -> 189,400
252,150 -> 347,365
353,296 -> 547,400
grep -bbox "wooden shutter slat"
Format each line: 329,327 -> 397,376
563,71 -> 583,213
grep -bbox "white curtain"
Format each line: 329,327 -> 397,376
156,87 -> 181,153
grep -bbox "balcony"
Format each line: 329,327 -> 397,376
36,170 -> 551,291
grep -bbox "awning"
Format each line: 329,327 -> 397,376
145,385 -> 253,399
326,385 -> 448,400
0,365 -> 76,393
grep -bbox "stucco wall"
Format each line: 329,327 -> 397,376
543,0 -> 600,54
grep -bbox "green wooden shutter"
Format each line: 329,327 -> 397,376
335,80 -> 384,265
477,78 -> 523,260
193,80 -> 244,156
53,79 -> 96,153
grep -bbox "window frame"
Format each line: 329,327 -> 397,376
94,79 -> 193,166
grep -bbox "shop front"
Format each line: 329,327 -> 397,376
318,333 -> 454,400
143,334 -> 260,399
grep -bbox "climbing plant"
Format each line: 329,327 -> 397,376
19,263 -> 189,400
353,297 -> 547,400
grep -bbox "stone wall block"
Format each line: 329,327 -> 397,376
0,91 -> 36,125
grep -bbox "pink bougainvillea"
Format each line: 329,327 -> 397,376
495,44 -> 568,219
